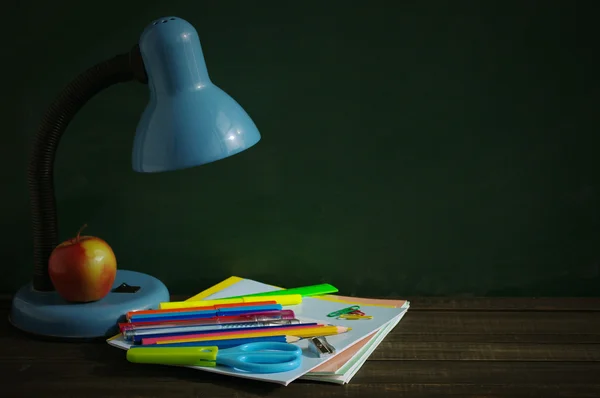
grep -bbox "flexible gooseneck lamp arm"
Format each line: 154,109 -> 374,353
28,46 -> 148,291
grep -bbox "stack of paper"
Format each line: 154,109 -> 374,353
107,276 -> 409,385
301,302 -> 406,384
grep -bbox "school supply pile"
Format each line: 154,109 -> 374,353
107,276 -> 409,385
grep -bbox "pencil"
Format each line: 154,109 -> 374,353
146,335 -> 301,348
148,325 -> 351,345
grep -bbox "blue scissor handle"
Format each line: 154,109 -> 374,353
217,342 -> 303,373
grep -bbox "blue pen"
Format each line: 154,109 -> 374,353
134,322 -> 319,344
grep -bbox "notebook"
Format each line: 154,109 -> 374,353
107,277 -> 408,386
193,277 -> 409,384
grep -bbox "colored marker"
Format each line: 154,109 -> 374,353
147,325 -> 351,345
128,304 -> 283,323
127,301 -> 278,319
143,322 -> 323,345
159,294 -> 302,310
221,284 -> 338,299
119,310 -> 296,332
142,335 -> 301,349
130,304 -> 282,320
127,302 -> 281,321
127,320 -> 305,343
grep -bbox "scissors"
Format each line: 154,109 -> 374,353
127,342 -> 302,373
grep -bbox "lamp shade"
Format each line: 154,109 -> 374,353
132,17 -> 261,172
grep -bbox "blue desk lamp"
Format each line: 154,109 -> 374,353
10,16 -> 260,339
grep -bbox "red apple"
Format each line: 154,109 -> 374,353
48,224 -> 117,303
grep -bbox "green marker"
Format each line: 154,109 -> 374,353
223,284 -> 338,299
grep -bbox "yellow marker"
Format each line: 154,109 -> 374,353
155,326 -> 351,345
159,294 -> 302,310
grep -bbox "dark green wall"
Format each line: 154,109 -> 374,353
3,1 -> 598,296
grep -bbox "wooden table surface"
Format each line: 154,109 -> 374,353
2,297 -> 599,397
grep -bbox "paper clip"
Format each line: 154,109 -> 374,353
338,314 -> 373,320
349,309 -> 365,316
327,305 -> 360,318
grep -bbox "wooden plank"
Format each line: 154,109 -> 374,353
11,304 -> 597,337
390,311 -> 600,335
4,296 -> 600,312
157,296 -> 600,312
7,382 -> 600,398
351,361 -> 600,384
3,337 -> 598,363
4,306 -> 600,342
406,297 -> 600,311
2,306 -> 600,361
5,358 -> 600,385
368,341 -> 600,361
387,333 -> 600,343
3,362 -> 600,397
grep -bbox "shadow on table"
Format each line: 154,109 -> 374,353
1,317 -> 328,393
79,343 -> 321,394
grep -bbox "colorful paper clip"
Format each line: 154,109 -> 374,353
327,305 -> 360,318
338,314 -> 373,320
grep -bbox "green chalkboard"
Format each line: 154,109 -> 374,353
2,1 -> 598,297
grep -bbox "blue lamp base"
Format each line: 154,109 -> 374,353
9,270 -> 170,340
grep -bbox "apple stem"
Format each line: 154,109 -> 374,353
76,224 -> 88,243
